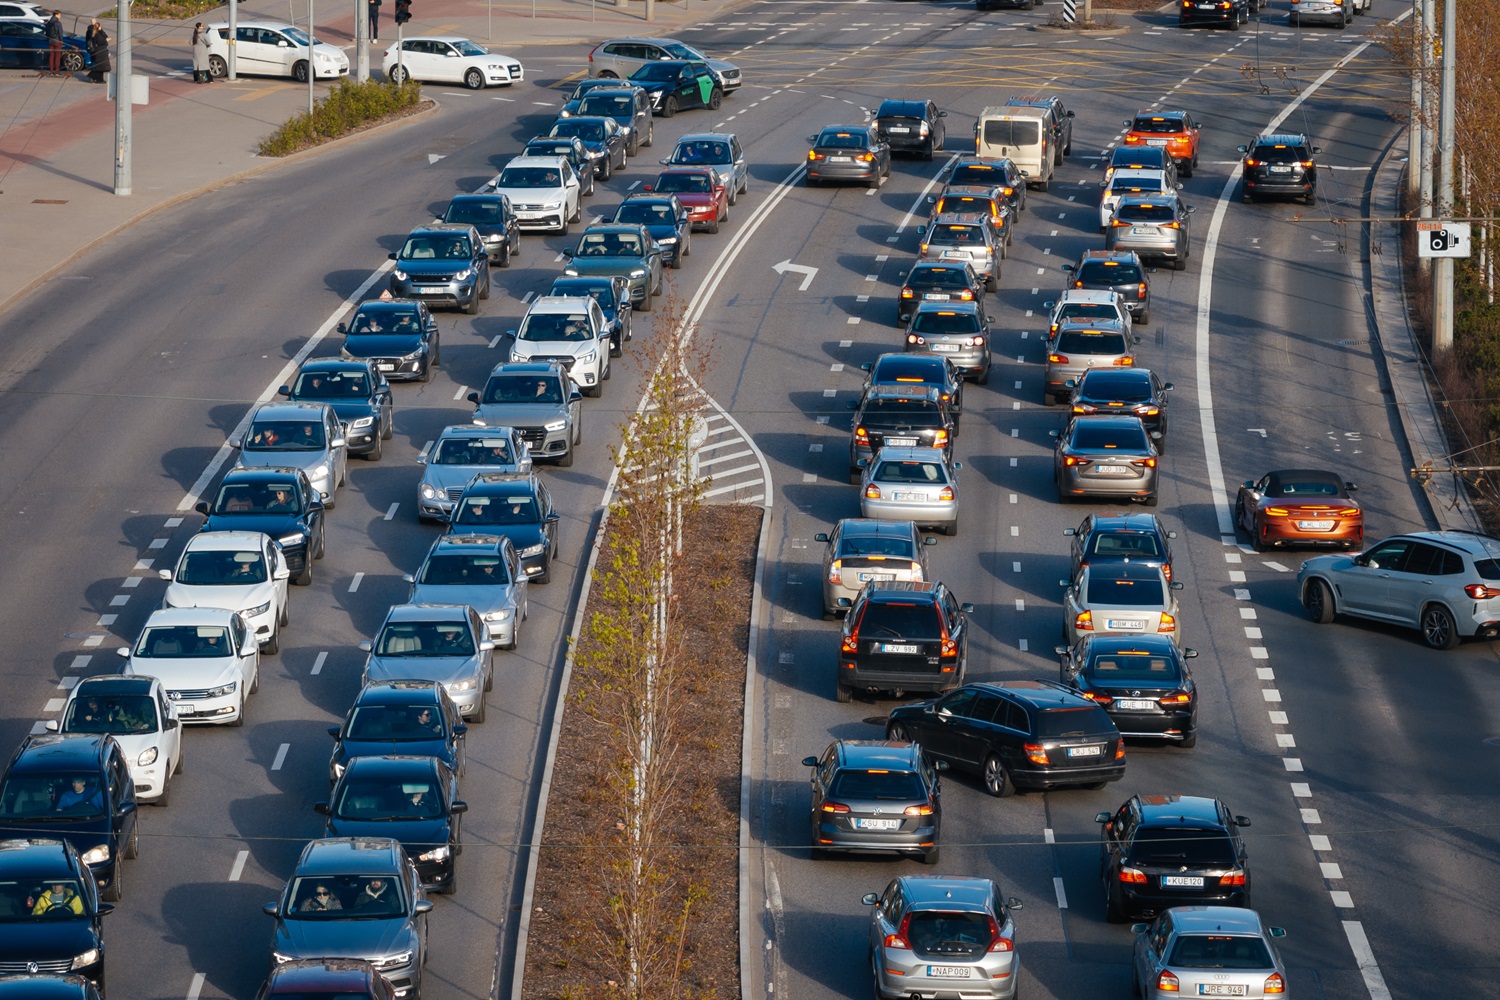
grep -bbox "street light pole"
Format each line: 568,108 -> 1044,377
306,0 -> 315,116
354,0 -> 368,82
113,0 -> 131,195
1406,0 -> 1421,205
1433,0 -> 1457,352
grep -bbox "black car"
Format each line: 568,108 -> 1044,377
860,352 -> 964,423
0,975 -> 103,1000
836,581 -> 973,702
576,86 -> 654,155
1179,0 -> 1249,27
628,59 -> 722,117
196,467 -> 325,586
848,384 -> 956,482
1067,367 -> 1173,443
873,99 -> 947,160
801,740 -> 943,864
316,756 -> 466,893
946,157 -> 1027,215
437,193 -> 520,267
547,276 -> 632,357
610,193 -> 691,269
338,299 -> 440,383
278,359 -> 395,461
1063,250 -> 1152,323
0,736 -> 138,902
447,472 -> 560,583
521,137 -> 597,196
0,21 -> 90,71
1064,511 -> 1177,582
886,680 -> 1126,797
0,839 -> 110,990
1097,794 -> 1251,921
976,0 -> 1035,10
1239,132 -> 1319,204
548,116 -> 628,179
327,680 -> 467,784
896,261 -> 984,325
1056,634 -> 1199,746
558,76 -> 623,117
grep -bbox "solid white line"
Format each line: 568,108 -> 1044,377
271,743 -> 290,771
1053,876 -> 1068,909
227,851 -> 248,882
311,651 -> 328,676
895,155 -> 959,234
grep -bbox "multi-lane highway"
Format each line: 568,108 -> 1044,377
0,1 -> 1496,998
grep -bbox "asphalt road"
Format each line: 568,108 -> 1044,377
0,2 -> 1496,999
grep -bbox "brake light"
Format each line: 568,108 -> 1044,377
1244,159 -> 1263,168
959,289 -> 974,300
1464,584 -> 1500,599
808,151 -> 820,162
1049,353 -> 1069,364
1219,872 -> 1247,886
858,153 -> 875,162
940,638 -> 958,661
1137,283 -> 1148,299
938,486 -> 954,501
1074,610 -> 1094,631
842,632 -> 858,655
987,919 -> 1014,952
1126,132 -> 1143,142
1156,970 -> 1180,992
1337,507 -> 1360,516
588,43 -> 600,62
1073,404 -> 1096,415
1114,741 -> 1127,760
908,334 -> 926,345
1064,456 -> 1091,467
884,932 -> 910,950
901,287 -> 914,299
918,123 -> 930,137
1264,507 -> 1289,517
1073,280 -> 1084,289
1141,407 -> 1160,416
1023,743 -> 1049,765
1132,457 -> 1157,468
865,485 -> 883,500
1118,867 -> 1147,884
1162,221 -> 1181,230
1111,219 -> 1132,228
821,801 -> 850,813
1114,356 -> 1135,366
933,429 -> 949,447
1264,973 -> 1286,995
1001,186 -> 1014,196
1157,612 -> 1176,634
1162,562 -> 1173,582
855,427 -> 869,442
828,560 -> 843,585
1158,691 -> 1192,705
903,803 -> 934,816
920,244 -> 930,255
1080,691 -> 1112,705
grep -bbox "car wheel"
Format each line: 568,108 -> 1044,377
1421,604 -> 1461,650
1144,495 -> 1159,507
262,629 -> 279,655
638,291 -> 653,313
708,86 -> 723,110
1304,579 -> 1336,623
985,274 -> 998,293
294,562 -> 313,587
1105,882 -> 1127,923
603,358 -> 612,381
583,381 -> 602,398
209,54 -> 227,78
315,525 -> 327,560
1179,728 -> 1197,749
728,183 -> 738,207
390,65 -> 408,85
153,775 -> 170,807
480,275 -> 491,300
599,156 -> 612,182
570,200 -> 582,224
1136,308 -> 1149,325
464,68 -> 484,90
867,172 -> 880,191
102,865 -> 122,902
559,214 -> 571,237
228,696 -> 245,727
279,602 -> 289,627
419,359 -> 432,383
365,433 -> 383,462
557,446 -> 574,468
850,467 -> 863,486
943,520 -> 958,537
536,558 -> 552,585
644,124 -> 654,147
250,667 -> 259,695
983,755 -> 1014,798
921,845 -> 941,866
886,722 -> 909,741
836,682 -> 853,704
382,415 -> 394,440
292,60 -> 310,84
471,697 -> 487,724
662,95 -> 678,118
1172,255 -> 1186,272
976,366 -> 990,386
464,292 -> 480,315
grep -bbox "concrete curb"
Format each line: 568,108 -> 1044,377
1032,23 -> 1131,34
738,504 -> 772,1000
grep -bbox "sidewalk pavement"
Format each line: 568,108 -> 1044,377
0,0 -> 746,316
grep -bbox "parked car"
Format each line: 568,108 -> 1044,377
862,875 -> 1023,1000
0,838 -> 110,990
118,608 -> 260,727
205,22 -> 347,81
802,740 -> 943,864
278,358 -> 395,460
381,35 -> 521,88
387,223 -> 491,314
815,519 -> 935,620
49,675 -> 184,804
0,19 -> 89,70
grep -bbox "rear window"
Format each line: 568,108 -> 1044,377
1078,261 -> 1142,284
931,225 -> 987,245
1088,653 -> 1180,681
1252,144 -> 1308,163
859,601 -> 940,638
1085,576 -> 1165,606
873,461 -> 947,484
1132,827 -> 1237,865
910,267 -> 972,288
1078,372 -> 1151,401
1474,559 -> 1500,581
838,535 -> 917,560
939,196 -> 997,215
951,163 -> 1002,184
1058,303 -> 1123,324
1115,203 -> 1178,223
1072,423 -> 1148,450
1034,704 -> 1112,739
1167,935 -> 1274,970
1056,332 -> 1127,355
1132,117 -> 1184,134
826,769 -> 925,800
981,119 -> 1040,147
863,396 -> 941,415
1110,147 -> 1167,168
1088,531 -> 1163,559
905,911 -> 995,959
877,101 -> 925,119
911,311 -> 982,335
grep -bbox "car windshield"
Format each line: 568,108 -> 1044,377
1085,576 -> 1165,606
579,94 -> 636,116
1078,261 -> 1142,284
443,200 -> 505,225
672,141 -> 729,163
1088,653 -> 1179,682
483,375 -> 563,404
334,777 -> 442,820
1132,117 -> 1185,134
135,625 -> 233,658
1116,203 -> 1178,223
282,27 -> 313,45
982,119 -> 1039,146
453,39 -> 487,55
347,309 -> 421,334
345,704 -> 445,740
1131,827 -> 1236,864
1265,476 -> 1344,498
246,420 -> 326,451
418,553 -> 512,586
1035,705 -> 1111,738
905,911 -> 994,958
614,203 -> 676,226
497,167 -> 562,188
1059,303 -> 1123,324
837,536 -> 916,559
294,372 -> 369,399
453,496 -> 539,526
652,172 -> 711,194
1167,935 -> 1274,969
63,694 -> 160,735
909,267 -> 970,288
631,62 -> 683,82
551,120 -> 605,142
859,603 -> 938,639
0,878 -> 90,920
826,769 -> 924,800
286,875 -> 404,919
1056,332 -> 1128,355
1071,423 -> 1149,450
213,482 -> 300,514
910,311 -> 980,335
177,549 -> 267,585
873,461 -> 947,484
1253,144 -> 1306,164
432,437 -> 515,466
931,225 -> 985,245
576,232 -> 643,258
661,41 -> 704,59
1089,531 -> 1164,559
0,775 -> 105,819
376,622 -> 475,657
519,313 -> 594,341
400,235 -> 473,260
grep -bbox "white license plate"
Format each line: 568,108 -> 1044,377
1148,137 -> 1171,144
1162,875 -> 1205,887
412,287 -> 441,293
176,703 -> 197,714
887,126 -> 910,133
1298,519 -> 1335,530
886,437 -> 918,447
1132,226 -> 1156,236
1096,465 -> 1130,474
931,343 -> 960,352
1067,745 -> 1102,757
1116,698 -> 1156,711
927,967 -> 970,979
377,363 -> 396,371
941,250 -> 967,259
859,572 -> 895,582
881,643 -> 919,654
923,292 -> 950,300
856,818 -> 901,830
1197,985 -> 1246,997
1106,619 -> 1146,630
828,155 -> 852,163
1270,165 -> 1292,173
892,492 -> 927,501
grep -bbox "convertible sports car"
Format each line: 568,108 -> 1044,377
1235,468 -> 1362,551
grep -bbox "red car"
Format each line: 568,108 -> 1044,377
644,167 -> 729,233
1236,468 -> 1363,551
255,959 -> 395,1000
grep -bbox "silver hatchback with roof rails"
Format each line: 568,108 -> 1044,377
918,212 -> 1001,291
1044,288 -> 1133,338
1105,194 -> 1195,269
815,518 -> 935,619
859,446 -> 961,535
1043,320 -> 1139,404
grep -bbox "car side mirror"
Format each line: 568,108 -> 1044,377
331,437 -> 347,449
1345,482 -> 1358,491
1170,581 -> 1184,590
960,603 -> 975,613
451,801 -> 469,814
44,719 -> 59,732
1185,206 -> 1196,214
836,597 -> 852,608
1121,119 -> 1131,127
1095,811 -> 1111,824
194,501 -> 211,516
545,512 -> 561,523
1062,264 -> 1075,272
915,225 -> 926,235
1312,146 -> 1322,154
1148,267 -> 1158,273
479,640 -> 496,652
1064,379 -> 1076,389
453,723 -> 468,736
1236,145 -> 1249,154
388,252 -> 398,261
1065,110 -> 1076,118
263,903 -> 280,917
1150,430 -> 1162,440
327,725 -> 341,738
414,900 -> 434,915
1183,648 -> 1198,659
1269,927 -> 1287,938
561,249 -> 574,258
313,802 -> 330,815
952,462 -> 962,471
937,110 -> 947,117
1166,530 -> 1178,538
569,390 -> 583,403
801,755 -> 819,767
313,494 -> 328,506
1131,922 -> 1150,934
862,892 -> 880,906
1062,528 -> 1077,536
165,717 -> 179,729
814,532 -> 830,542
358,640 -> 373,652
1235,815 -> 1251,827
1132,335 -> 1142,345
277,385 -> 292,397
923,536 -> 938,546
933,759 -> 949,771
115,647 -> 130,659
274,567 -> 290,581
1060,580 -> 1071,588
855,458 -> 868,469
228,437 -> 241,449
1161,382 -> 1174,391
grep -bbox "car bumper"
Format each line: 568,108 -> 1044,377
1245,174 -> 1313,195
1256,518 -> 1362,548
242,604 -> 278,644
519,552 -> 550,578
307,471 -> 337,502
343,422 -> 380,453
625,275 -> 652,304
907,342 -> 989,378
1013,760 -> 1126,790
861,498 -> 958,529
479,235 -> 511,262
513,208 -> 570,230
1292,4 -> 1348,22
1107,708 -> 1196,740
389,276 -> 480,310
169,687 -> 243,725
127,758 -> 170,800
922,250 -> 995,281
414,853 -> 456,891
839,659 -> 960,695
443,683 -> 485,716
876,957 -> 1020,1000
813,820 -> 938,857
1057,466 -> 1159,499
375,964 -> 419,999
808,161 -> 879,182
482,615 -> 517,648
1105,232 -> 1187,262
1117,884 -> 1249,918
350,355 -> 428,381
418,494 -> 456,520
1180,8 -> 1239,23
880,132 -> 933,152
280,542 -> 310,573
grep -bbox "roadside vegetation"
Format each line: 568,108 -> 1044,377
101,0 -> 223,18
258,79 -> 426,157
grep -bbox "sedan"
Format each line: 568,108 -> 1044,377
859,446 -> 961,535
1054,414 -> 1160,504
360,605 -> 495,723
1133,907 -> 1288,1000
158,530 -> 291,653
645,167 -> 728,233
278,358 -> 395,460
50,674 -> 185,804
382,36 -> 521,88
806,125 -> 891,189
118,608 -> 260,727
1100,795 -> 1251,921
316,756 -> 466,893
254,959 -> 396,1000
1067,367 -> 1172,444
873,98 -> 946,159
1105,194 -> 1195,270
1056,633 -> 1198,746
814,518 -> 934,619
416,425 -> 533,522
1236,468 -> 1362,551
1062,563 -> 1183,646
547,116 -> 628,180
338,299 -> 440,383
897,261 -> 983,326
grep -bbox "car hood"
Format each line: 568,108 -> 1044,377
447,524 -> 545,551
394,258 -> 472,276
164,580 -> 276,615
421,464 -> 526,495
489,184 -> 567,204
565,257 -> 649,278
408,583 -> 518,616
471,402 -> 569,427
364,655 -> 484,686
0,917 -> 101,962
705,58 -> 737,76
274,916 -> 415,963
511,339 -> 599,361
314,399 -> 380,423
127,657 -> 240,689
343,334 -> 425,356
237,451 -> 329,477
0,816 -> 111,849
465,222 -> 510,241
106,730 -> 166,762
203,512 -> 307,537
324,817 -> 451,850
1299,553 -> 1355,576
672,191 -> 718,209
640,222 -> 680,241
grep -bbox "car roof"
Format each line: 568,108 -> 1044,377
579,223 -> 644,236
899,874 -> 995,911
874,446 -> 949,464
503,155 -> 570,169
1085,512 -> 1169,533
1167,906 -> 1268,936
1133,794 -> 1225,827
621,192 -> 677,204
297,358 -> 375,375
1108,168 -> 1170,183
930,211 -> 991,226
352,299 -> 425,313
264,960 -> 382,993
0,975 -> 98,999
1056,288 -> 1124,304
1115,194 -> 1181,209
865,384 -> 942,402
341,755 -> 442,779
1391,530 -> 1500,556
11,733 -> 111,771
861,580 -> 942,600
141,606 -> 241,628
836,518 -> 918,540
295,837 -> 405,876
435,424 -> 518,440
250,401 -> 331,421
877,99 -> 929,113
832,740 -> 923,769
220,466 -> 309,484
911,300 -> 982,316
354,679 -> 446,704
182,530 -> 272,552
1132,110 -> 1188,122
1082,561 -> 1168,583
426,533 -> 509,554
1079,249 -> 1144,264
607,35 -> 693,45
526,295 -> 596,315
71,675 -> 160,697
674,131 -> 735,143
0,838 -> 80,879
986,679 -> 1098,708
404,223 -> 475,236
381,603 -> 472,624
1054,319 -> 1128,336
1078,367 -> 1152,384
487,361 -> 569,377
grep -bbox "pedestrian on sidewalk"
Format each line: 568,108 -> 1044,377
192,22 -> 213,83
368,0 -> 381,43
45,9 -> 63,76
86,19 -> 110,84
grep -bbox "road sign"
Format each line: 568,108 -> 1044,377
1416,221 -> 1471,258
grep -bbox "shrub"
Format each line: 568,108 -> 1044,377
258,79 -> 423,157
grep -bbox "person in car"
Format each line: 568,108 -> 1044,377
55,778 -> 103,813
299,884 -> 343,912
31,882 -> 84,915
353,877 -> 394,910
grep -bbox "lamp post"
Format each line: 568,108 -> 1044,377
113,0 -> 131,195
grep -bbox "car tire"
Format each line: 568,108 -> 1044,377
985,274 -> 998,293
294,562 -> 313,587
419,360 -> 432,383
228,697 -> 245,727
153,775 -> 171,808
390,65 -> 409,85
1421,604 -> 1461,649
465,68 -> 484,90
599,156 -> 612,182
867,173 -> 880,191
365,434 -> 383,462
279,602 -> 289,627
209,54 -> 227,78
536,558 -> 551,585
102,865 -> 122,902
315,525 -> 327,560
465,291 -> 480,315
262,629 -> 279,655
1179,728 -> 1198,749
976,366 -> 990,386
1305,579 -> 1336,623
836,682 -> 853,704
1303,190 -> 1316,205
382,417 -> 395,440
557,446 -> 574,468
886,722 -> 909,741
570,201 -> 582,223
480,275 -> 491,300
639,291 -> 653,313
943,520 -> 958,537
1136,308 -> 1149,325
662,95 -> 678,118
643,124 -> 654,148
583,381 -> 602,398
293,60 -> 310,84
471,697 -> 487,724
1173,256 -> 1186,272
983,755 -> 1015,798
559,214 -> 571,237
1144,495 -> 1159,507
708,86 -> 723,110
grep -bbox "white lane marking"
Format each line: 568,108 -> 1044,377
1284,758 -> 1305,772
1322,862 -> 1343,879
311,651 -> 328,676
1292,783 -> 1312,797
1264,560 -> 1290,572
134,559 -> 153,571
123,576 -> 142,588
186,973 -> 206,1000
271,743 -> 290,771
1240,607 -> 1257,619
228,851 -> 249,882
1310,834 -> 1333,851
1043,827 -> 1054,844
149,538 -> 167,549
44,698 -> 63,712
1014,599 -> 1024,611
1018,639 -> 1028,651
98,614 -> 116,626
165,517 -> 183,527
384,503 -> 400,521
58,675 -> 78,690
349,572 -> 364,593
1331,891 -> 1355,908
452,384 -> 469,401
1053,877 -> 1068,909
894,155 -> 961,233
1262,689 -> 1281,702
110,595 -> 129,606
1303,809 -> 1322,824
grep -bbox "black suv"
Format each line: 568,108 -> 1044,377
1064,511 -> 1177,581
873,99 -> 947,160
0,736 -> 139,902
1063,250 -> 1151,323
886,680 -> 1125,797
278,358 -> 395,461
848,385 -> 956,484
1097,794 -> 1251,921
861,353 -> 964,422
0,838 -> 111,988
328,680 -> 468,784
836,581 -> 973,702
1055,633 -> 1199,746
195,467 -> 326,586
437,193 -> 521,267
1239,132 -> 1319,204
801,740 -> 943,864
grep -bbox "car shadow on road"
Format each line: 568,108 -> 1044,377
159,880 -> 297,999
162,445 -> 229,494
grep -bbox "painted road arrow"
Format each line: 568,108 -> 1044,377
772,260 -> 818,291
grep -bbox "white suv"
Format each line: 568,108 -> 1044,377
507,296 -> 612,397
486,155 -> 584,234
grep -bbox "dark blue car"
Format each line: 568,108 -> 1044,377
0,21 -> 90,71
548,275 -> 632,357
195,467 -> 326,585
609,193 -> 690,270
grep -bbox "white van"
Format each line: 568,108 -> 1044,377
975,107 -> 1055,191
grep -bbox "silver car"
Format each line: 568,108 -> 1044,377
1054,414 -> 1161,504
1098,168 -> 1177,232
404,534 -> 528,651
360,604 -> 496,723
1105,193 -> 1195,270
416,425 -> 532,522
918,212 -> 1000,291
859,447 -> 961,536
1062,562 -> 1183,646
864,875 -> 1024,1000
467,361 -> 583,467
1044,288 -> 1132,338
659,132 -> 749,203
1133,906 -> 1287,1000
587,36 -> 742,92
903,301 -> 993,384
1043,320 -> 1138,405
233,402 -> 348,507
814,519 -> 934,619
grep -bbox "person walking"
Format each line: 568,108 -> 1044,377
191,22 -> 213,84
368,0 -> 381,42
45,9 -> 64,77
86,19 -> 110,84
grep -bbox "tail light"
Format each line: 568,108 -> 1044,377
1080,691 -> 1112,705
1118,867 -> 1147,884
1141,407 -> 1160,416
1114,741 -> 1127,760
1162,562 -> 1173,582
1073,404 -> 1097,415
821,801 -> 850,813
1137,283 -> 1148,300
1158,691 -> 1192,706
1264,973 -> 1286,995
1114,356 -> 1135,366
1156,970 -> 1180,992
1126,131 -> 1143,142
903,803 -> 934,816
932,429 -> 950,447
1219,872 -> 1247,886
858,153 -> 875,162
1132,458 -> 1158,469
884,919 -> 911,951
963,336 -> 986,347
1064,456 -> 1091,467
1111,219 -> 1132,228
987,918 -> 1014,952
1023,743 -> 1049,765
940,638 -> 959,660
1464,584 -> 1500,599
1073,280 -> 1084,289
920,244 -> 931,255
855,427 -> 869,443
842,631 -> 858,654
1074,610 -> 1094,631
901,287 -> 914,300
938,486 -> 955,501
865,485 -> 883,500
1001,186 -> 1014,196
908,334 -> 926,345
1245,158 -> 1263,167
1161,221 -> 1181,230
1049,353 -> 1069,364
808,151 -> 823,162
1264,507 -> 1289,517
588,43 -> 600,62
958,289 -> 974,300
828,560 -> 843,585
1337,507 -> 1360,516
1157,612 -> 1176,634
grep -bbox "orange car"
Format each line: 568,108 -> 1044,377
1236,469 -> 1363,551
1122,110 -> 1201,177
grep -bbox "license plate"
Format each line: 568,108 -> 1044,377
377,363 -> 396,371
176,703 -> 197,715
1298,519 -> 1335,530
412,287 -> 440,294
856,818 -> 901,830
886,437 -> 918,447
1270,165 -> 1292,174
1067,745 -> 1102,757
1132,226 -> 1155,236
1148,137 -> 1171,144
1197,986 -> 1246,997
888,126 -> 910,133
941,250 -> 967,259
859,572 -> 895,582
1096,465 -> 1130,474
926,967 -> 970,979
881,643 -> 919,654
893,492 -> 926,501
1115,698 -> 1155,711
923,292 -> 950,300
1106,619 -> 1146,630
828,155 -> 852,163
931,343 -> 960,352
1162,875 -> 1205,887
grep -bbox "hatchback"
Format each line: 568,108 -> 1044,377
404,534 -> 528,650
1133,907 -> 1287,1000
416,425 -> 533,521
316,756 -> 466,893
860,447 -> 961,535
0,838 -> 110,988
862,875 -> 1023,1000
360,605 -> 495,723
873,99 -> 947,159
803,740 -> 943,863
861,353 -> 964,422
1236,468 -> 1362,551
1298,530 -> 1500,649
645,167 -> 729,232
1056,634 -> 1198,746
574,86 -> 654,155
205,22 -> 346,81
897,262 -> 983,325
338,299 -> 440,383
919,213 -> 1001,291
1064,511 -> 1178,582
1239,132 -> 1319,203
51,675 -> 185,803
659,132 -> 749,204
119,608 -> 260,726
328,680 -> 467,783
1098,168 -> 1178,232
1122,111 -> 1201,176
381,35 -> 521,88
279,359 -> 394,460
929,186 -> 1012,248
1106,195 -> 1194,269
903,301 -> 993,384
1054,414 -> 1160,504
1043,321 -> 1137,404
806,125 -> 891,188
159,530 -> 291,653
815,519 -> 935,619
1100,795 -> 1251,921
387,224 -> 490,314
946,157 -> 1027,215
836,581 -> 973,702
436,193 -> 519,267
1063,563 -> 1183,646
448,472 -> 561,582
1068,368 -> 1173,444
234,401 -> 348,507
848,385 -> 956,483
1178,0 -> 1249,28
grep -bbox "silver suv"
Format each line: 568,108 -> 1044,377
1043,320 -> 1138,404
918,212 -> 1001,291
1298,530 -> 1500,649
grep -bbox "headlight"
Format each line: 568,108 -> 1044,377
519,543 -> 546,557
278,531 -> 307,546
448,678 -> 477,693
511,349 -> 529,363
272,951 -> 297,966
80,845 -> 110,865
629,268 -> 647,278
350,416 -> 376,429
454,267 -> 474,281
393,268 -> 408,280
542,200 -> 562,210
244,600 -> 272,618
311,464 -> 330,480
373,951 -> 414,971
70,949 -> 101,970
420,484 -> 443,500
544,419 -> 567,432
564,267 -> 580,276
486,608 -> 514,623
419,845 -> 451,862
207,682 -> 237,698
138,746 -> 159,767
402,349 -> 425,362
658,236 -> 678,245
578,349 -> 598,364
332,761 -> 347,778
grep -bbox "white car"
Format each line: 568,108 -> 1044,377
383,35 -> 522,88
0,2 -> 46,23
1099,168 -> 1177,232
159,531 -> 291,654
485,155 -> 583,234
48,675 -> 184,805
507,296 -> 612,398
205,21 -> 349,82
117,608 -> 260,727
